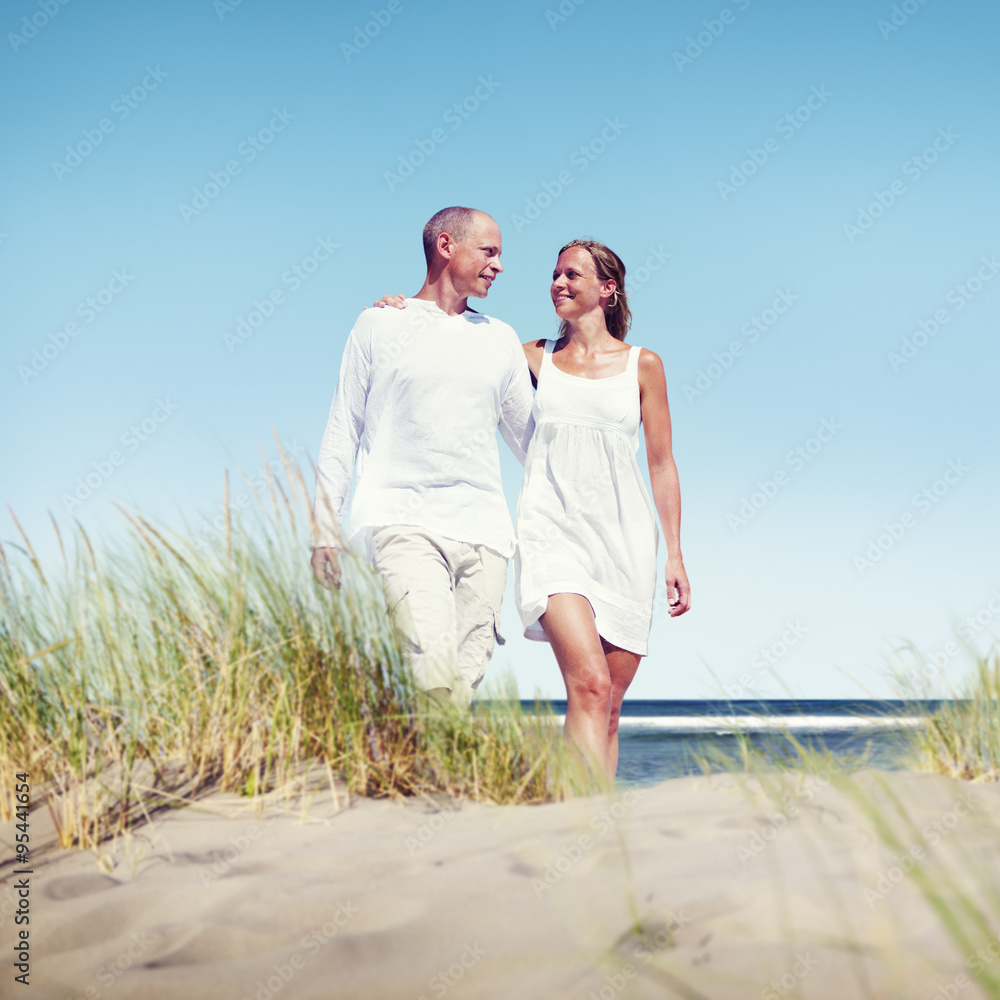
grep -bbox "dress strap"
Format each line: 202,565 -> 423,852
541,338 -> 557,370
626,344 -> 641,377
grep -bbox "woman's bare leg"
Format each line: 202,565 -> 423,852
539,594 -> 612,778
602,638 -> 641,777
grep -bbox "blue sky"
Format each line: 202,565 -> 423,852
2,0 -> 998,700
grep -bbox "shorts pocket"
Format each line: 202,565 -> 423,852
492,609 -> 505,646
385,588 -> 410,623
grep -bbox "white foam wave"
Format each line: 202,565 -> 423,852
546,714 -> 926,733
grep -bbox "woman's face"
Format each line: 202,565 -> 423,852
550,247 -> 615,320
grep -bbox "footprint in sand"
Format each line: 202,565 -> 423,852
35,888 -> 158,956
139,923 -> 272,968
42,874 -> 120,901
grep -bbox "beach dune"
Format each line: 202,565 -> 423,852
4,768 -> 1000,1000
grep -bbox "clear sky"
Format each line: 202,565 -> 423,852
2,0 -> 998,701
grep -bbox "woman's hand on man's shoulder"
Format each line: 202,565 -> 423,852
368,293 -> 407,309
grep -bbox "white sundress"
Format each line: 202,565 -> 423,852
514,338 -> 659,655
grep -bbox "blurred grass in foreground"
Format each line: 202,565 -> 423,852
681,652 -> 1000,998
0,446 -> 590,848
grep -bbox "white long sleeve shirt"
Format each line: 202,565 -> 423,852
312,298 -> 534,560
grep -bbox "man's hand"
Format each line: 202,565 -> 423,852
665,556 -> 691,617
369,293 -> 407,309
311,547 -> 342,590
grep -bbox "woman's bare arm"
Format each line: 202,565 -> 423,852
638,347 -> 690,616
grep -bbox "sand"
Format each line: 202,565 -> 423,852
4,768 -> 1000,1000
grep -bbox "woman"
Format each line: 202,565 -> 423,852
371,238 -> 690,778
515,239 -> 690,779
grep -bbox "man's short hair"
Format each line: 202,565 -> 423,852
422,206 -> 479,266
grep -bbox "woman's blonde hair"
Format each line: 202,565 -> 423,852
556,239 -> 632,341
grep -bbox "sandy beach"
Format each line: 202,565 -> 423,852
4,768 -> 1000,1000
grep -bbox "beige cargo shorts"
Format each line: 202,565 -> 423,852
370,525 -> 508,708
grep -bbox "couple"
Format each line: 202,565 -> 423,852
309,206 -> 689,778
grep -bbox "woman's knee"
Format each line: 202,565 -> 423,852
566,669 -> 613,709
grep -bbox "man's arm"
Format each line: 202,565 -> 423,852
498,335 -> 535,465
311,319 -> 372,585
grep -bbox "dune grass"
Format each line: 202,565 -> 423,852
900,652 -> 1000,782
0,450 -> 589,849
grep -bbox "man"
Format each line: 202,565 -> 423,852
310,207 -> 534,708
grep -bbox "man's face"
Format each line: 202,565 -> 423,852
446,213 -> 504,299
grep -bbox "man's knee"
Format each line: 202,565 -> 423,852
372,528 -> 455,651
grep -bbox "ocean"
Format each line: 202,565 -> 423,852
520,698 -> 938,786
